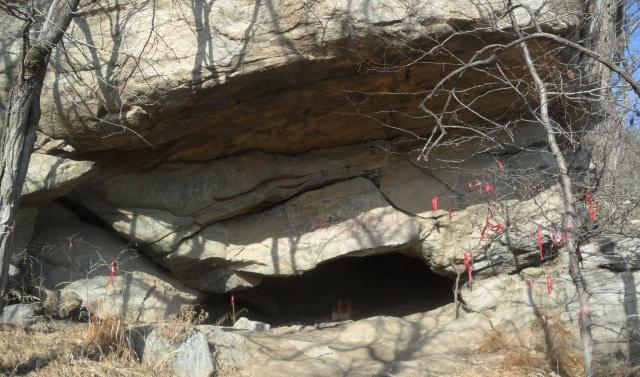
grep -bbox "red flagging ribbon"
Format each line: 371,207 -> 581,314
108,260 -> 118,286
230,293 -> 235,306
481,220 -> 504,239
537,225 -> 544,261
432,195 -> 439,211
448,208 -> 453,220
484,182 -> 493,194
496,160 -> 506,172
468,179 -> 483,191
463,251 -> 474,282
588,201 -> 597,221
585,189 -> 597,221
551,231 -> 568,246
546,276 -> 553,295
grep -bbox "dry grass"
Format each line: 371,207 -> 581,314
0,320 -> 173,377
456,313 -> 584,377
155,304 -> 209,341
0,304 -> 232,377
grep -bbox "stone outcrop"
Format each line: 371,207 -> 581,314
0,303 -> 40,326
28,203 -> 201,322
127,236 -> 639,376
72,144 -> 388,254
22,153 -> 96,204
0,0 -> 595,332
2,2 -> 638,376
161,177 -> 421,292
459,234 -> 640,360
1,0 -> 578,160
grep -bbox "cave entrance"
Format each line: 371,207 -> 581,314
204,252 -> 454,327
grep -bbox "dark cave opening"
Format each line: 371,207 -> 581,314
203,252 -> 454,327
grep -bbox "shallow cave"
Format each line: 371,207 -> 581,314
203,252 -> 454,327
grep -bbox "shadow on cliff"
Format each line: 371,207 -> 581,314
598,237 -> 640,371
51,0 -> 150,139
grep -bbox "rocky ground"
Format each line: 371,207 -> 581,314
2,234 -> 639,376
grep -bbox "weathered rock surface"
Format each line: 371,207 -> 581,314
161,177 -> 421,292
460,234 -> 640,360
138,236 -> 632,377
22,154 -> 95,204
41,289 -> 83,319
196,326 -> 250,368
233,317 -> 271,332
131,327 -> 215,377
0,0 -> 578,162
28,203 -> 202,322
0,303 -> 40,326
73,144 -> 388,253
9,207 -> 39,275
418,185 -> 566,278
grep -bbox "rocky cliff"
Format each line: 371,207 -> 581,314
1,0 -> 638,373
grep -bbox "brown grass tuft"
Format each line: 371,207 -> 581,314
83,315 -> 128,357
457,312 -> 584,377
478,329 -> 509,354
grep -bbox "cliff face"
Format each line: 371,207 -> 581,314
1,0 -> 578,156
1,0 -> 617,328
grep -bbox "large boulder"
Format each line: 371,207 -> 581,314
73,144 -> 389,254
414,184 -> 566,278
160,177 -> 421,292
131,327 -> 215,377
28,203 -> 202,322
22,153 -> 95,204
0,0 -> 578,161
459,235 -> 640,359
0,303 -> 40,326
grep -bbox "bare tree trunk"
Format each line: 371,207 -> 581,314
0,0 -> 79,312
508,9 -> 595,377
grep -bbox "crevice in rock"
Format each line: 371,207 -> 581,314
202,251 -> 454,327
55,197 -> 179,276
57,197 -> 121,235
165,173 -> 384,255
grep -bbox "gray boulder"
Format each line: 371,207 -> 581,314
0,303 -> 40,326
132,327 -> 215,377
28,203 -> 201,322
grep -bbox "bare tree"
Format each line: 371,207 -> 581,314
0,0 -> 81,311
349,1 -> 639,375
413,2 -> 637,375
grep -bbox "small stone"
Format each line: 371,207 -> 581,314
233,317 -> 270,332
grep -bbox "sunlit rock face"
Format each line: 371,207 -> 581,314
1,0 -> 588,319
1,0 -> 578,158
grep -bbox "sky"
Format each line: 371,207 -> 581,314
629,1 -> 640,128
